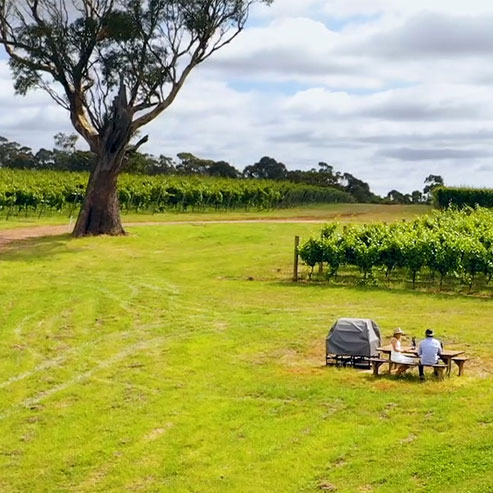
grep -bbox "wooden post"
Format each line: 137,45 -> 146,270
293,236 -> 300,282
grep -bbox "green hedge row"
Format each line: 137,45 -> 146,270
434,187 -> 493,209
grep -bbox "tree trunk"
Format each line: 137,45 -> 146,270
72,74 -> 135,237
72,75 -> 133,237
72,161 -> 125,237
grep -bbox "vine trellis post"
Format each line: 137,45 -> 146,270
293,236 -> 300,282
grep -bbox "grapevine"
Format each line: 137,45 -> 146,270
0,169 -> 354,216
299,207 -> 493,292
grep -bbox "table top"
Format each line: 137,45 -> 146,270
377,345 -> 465,358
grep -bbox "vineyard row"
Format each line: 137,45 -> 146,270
299,207 -> 493,292
0,169 -> 354,214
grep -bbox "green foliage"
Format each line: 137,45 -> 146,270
321,237 -> 344,278
299,207 -> 493,291
1,0 -> 270,103
401,233 -> 429,288
243,156 -> 288,180
378,229 -> 405,278
435,186 -> 493,209
298,238 -> 323,279
0,169 -> 354,215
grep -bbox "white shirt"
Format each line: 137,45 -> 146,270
418,337 -> 442,365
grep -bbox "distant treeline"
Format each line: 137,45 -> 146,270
0,133 -> 441,204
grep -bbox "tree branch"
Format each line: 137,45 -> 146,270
126,134 -> 149,155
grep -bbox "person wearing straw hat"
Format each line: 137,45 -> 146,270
390,328 -> 416,375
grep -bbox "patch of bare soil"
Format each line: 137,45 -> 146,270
0,225 -> 71,251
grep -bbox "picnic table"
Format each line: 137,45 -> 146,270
376,345 -> 466,377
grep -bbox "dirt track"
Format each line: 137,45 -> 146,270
0,218 -> 327,251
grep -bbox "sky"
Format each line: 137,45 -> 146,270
2,1 -> 493,194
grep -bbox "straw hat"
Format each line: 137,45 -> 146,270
393,327 -> 405,336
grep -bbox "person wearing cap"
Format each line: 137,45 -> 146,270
390,328 -> 416,375
418,329 -> 443,380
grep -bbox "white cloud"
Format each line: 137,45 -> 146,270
319,0 -> 493,18
2,3 -> 493,195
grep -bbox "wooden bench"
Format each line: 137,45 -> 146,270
393,361 -> 419,375
429,364 -> 447,380
371,359 -> 447,380
395,362 -> 447,380
369,358 -> 389,376
370,358 -> 419,376
452,357 -> 468,376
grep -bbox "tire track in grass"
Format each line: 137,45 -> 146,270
0,331 -> 132,390
0,354 -> 67,390
0,320 -> 168,392
52,276 -> 181,312
0,310 -> 200,419
0,311 -> 176,390
0,336 -> 165,421
0,275 -> 183,393
2,303 -> 210,417
13,313 -> 40,337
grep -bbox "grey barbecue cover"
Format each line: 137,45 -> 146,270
326,318 -> 382,357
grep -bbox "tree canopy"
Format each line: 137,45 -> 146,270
243,156 -> 287,180
0,0 -> 269,150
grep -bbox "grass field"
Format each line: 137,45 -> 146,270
0,204 -> 492,492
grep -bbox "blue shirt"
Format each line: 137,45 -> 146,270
418,337 -> 442,365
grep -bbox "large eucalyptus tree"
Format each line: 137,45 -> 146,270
0,0 -> 270,236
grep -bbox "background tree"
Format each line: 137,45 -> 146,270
316,162 -> 341,186
340,172 -> 379,203
207,160 -> 240,178
0,0 -> 271,236
386,189 -> 410,204
175,152 -> 215,175
34,147 -> 56,169
54,132 -> 78,153
173,153 -> 240,177
411,190 -> 423,204
423,174 -> 444,202
243,156 -> 287,180
52,132 -> 94,171
287,162 -> 342,188
0,136 -> 36,169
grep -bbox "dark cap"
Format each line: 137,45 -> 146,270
425,329 -> 434,337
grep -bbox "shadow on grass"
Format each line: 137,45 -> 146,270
0,234 -> 78,261
273,277 -> 493,302
294,268 -> 493,298
362,372 -> 441,384
320,363 -> 450,385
